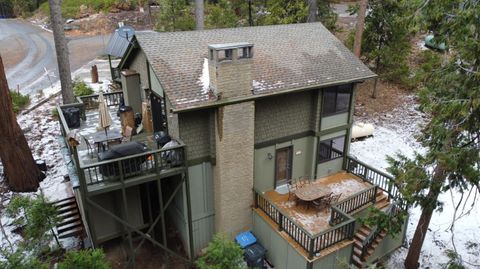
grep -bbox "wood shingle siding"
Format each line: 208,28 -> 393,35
255,91 -> 315,144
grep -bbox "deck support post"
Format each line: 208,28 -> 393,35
71,143 -> 98,248
119,161 -> 136,269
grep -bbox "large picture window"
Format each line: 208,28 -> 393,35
318,136 -> 345,163
322,84 -> 352,116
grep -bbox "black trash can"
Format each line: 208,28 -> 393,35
153,131 -> 171,149
62,107 -> 80,128
244,243 -> 266,269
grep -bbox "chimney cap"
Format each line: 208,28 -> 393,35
208,42 -> 253,50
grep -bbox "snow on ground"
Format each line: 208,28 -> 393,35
0,58 -> 113,253
350,96 -> 480,268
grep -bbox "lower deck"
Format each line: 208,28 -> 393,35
253,171 -> 392,267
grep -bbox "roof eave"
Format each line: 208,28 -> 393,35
171,74 -> 378,113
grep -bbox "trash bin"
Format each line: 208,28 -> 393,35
62,107 -> 80,128
235,231 -> 257,249
244,243 -> 266,269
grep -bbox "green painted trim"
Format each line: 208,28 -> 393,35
118,38 -> 137,70
171,76 -> 377,113
316,124 -> 351,137
146,59 -> 152,90
186,157 -> 214,166
254,131 -> 315,149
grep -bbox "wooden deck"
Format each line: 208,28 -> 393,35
263,172 -> 371,235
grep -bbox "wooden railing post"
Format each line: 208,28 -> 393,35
278,211 -> 283,232
362,164 -> 368,182
308,238 -> 315,259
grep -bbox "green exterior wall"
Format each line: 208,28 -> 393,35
253,211 -> 308,269
321,113 -> 349,131
149,64 -> 164,97
183,162 -> 215,256
254,136 -> 316,192
128,49 -> 148,93
165,179 -> 189,255
255,91 -> 315,144
89,186 -> 144,243
311,244 -> 352,269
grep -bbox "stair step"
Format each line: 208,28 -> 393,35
355,233 -> 367,241
53,199 -> 76,209
375,200 -> 390,210
358,226 -> 371,236
353,246 -> 362,256
56,203 -> 79,214
58,215 -> 81,227
58,209 -> 79,220
57,220 -> 82,234
58,226 -> 83,239
352,254 -> 363,268
52,196 -> 76,205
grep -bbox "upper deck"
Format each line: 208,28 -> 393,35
57,92 -> 186,195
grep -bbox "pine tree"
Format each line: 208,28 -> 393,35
387,1 -> 480,268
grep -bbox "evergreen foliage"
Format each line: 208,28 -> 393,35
57,249 -> 111,269
386,1 -> 480,267
360,0 -> 415,86
259,0 -> 308,25
155,0 -> 195,32
72,78 -> 94,96
196,234 -> 247,269
205,0 -> 239,29
9,90 -> 30,114
6,194 -> 61,253
0,248 -> 49,269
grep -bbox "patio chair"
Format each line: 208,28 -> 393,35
330,193 -> 342,205
287,181 -> 298,201
312,198 -> 330,216
80,134 -> 94,157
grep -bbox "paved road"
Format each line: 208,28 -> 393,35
0,19 -> 108,95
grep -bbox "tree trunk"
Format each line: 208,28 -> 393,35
307,0 -> 317,22
353,0 -> 368,57
404,165 -> 444,269
0,56 -> 45,192
48,0 -> 74,104
195,0 -> 204,30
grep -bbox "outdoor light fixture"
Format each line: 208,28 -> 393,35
267,153 -> 273,160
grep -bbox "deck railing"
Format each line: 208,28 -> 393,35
330,185 -> 377,226
80,145 -> 185,186
78,91 -> 123,110
255,188 -> 363,259
346,156 -> 406,209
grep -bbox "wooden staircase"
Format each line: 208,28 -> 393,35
351,190 -> 390,268
52,196 -> 84,239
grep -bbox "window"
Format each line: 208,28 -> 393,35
322,84 -> 352,116
318,136 -> 345,163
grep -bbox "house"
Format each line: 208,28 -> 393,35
58,22 -> 408,269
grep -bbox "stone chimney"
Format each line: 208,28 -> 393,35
208,42 -> 254,99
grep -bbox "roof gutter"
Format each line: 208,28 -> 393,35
171,74 -> 378,113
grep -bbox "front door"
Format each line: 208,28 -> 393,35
275,147 -> 292,187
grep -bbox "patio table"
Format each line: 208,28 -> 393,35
294,184 -> 332,202
91,129 -> 123,151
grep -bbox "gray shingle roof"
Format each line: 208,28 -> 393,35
135,22 -> 376,111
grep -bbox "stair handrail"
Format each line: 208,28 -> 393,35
360,202 -> 398,258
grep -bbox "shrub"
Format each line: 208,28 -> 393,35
57,249 -> 111,269
196,234 -> 247,269
73,78 -> 94,96
0,248 -> 49,269
6,194 -> 61,252
10,91 -> 30,113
